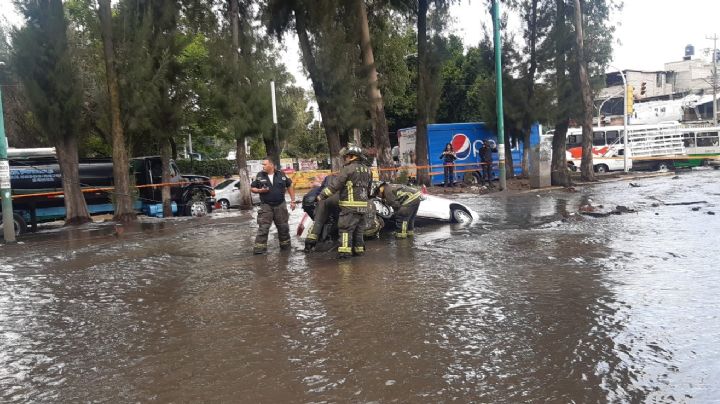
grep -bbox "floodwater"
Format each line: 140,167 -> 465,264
1,170 -> 719,402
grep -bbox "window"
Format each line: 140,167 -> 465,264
593,131 -> 606,146
697,133 -> 719,147
566,134 -> 582,148
606,131 -> 620,144
683,133 -> 696,148
214,179 -> 235,190
656,73 -> 663,88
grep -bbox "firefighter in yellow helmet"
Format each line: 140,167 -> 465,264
317,145 -> 372,258
372,181 -> 422,238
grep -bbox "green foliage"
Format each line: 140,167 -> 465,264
11,0 -> 83,144
175,158 -> 237,177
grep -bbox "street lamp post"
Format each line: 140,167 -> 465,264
270,81 -> 280,169
0,63 -> 15,242
492,0 -> 506,190
609,67 -> 630,173
597,89 -> 624,128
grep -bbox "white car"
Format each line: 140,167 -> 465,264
373,192 -> 479,224
214,178 -> 259,209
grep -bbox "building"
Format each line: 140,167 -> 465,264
596,45 -> 718,124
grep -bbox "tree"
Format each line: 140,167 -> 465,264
267,0 -> 356,170
11,0 -> 91,225
355,0 -> 393,180
97,0 -> 136,222
573,0 -> 594,181
229,0 -> 253,209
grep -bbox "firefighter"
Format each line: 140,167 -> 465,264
372,182 -> 422,238
304,174 -> 340,252
250,158 -> 296,254
317,146 -> 372,259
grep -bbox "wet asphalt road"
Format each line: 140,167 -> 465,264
1,169 -> 719,402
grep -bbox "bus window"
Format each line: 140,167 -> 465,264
592,131 -> 606,146
566,134 -> 582,148
683,132 -> 696,148
605,130 -> 619,144
697,132 -> 719,147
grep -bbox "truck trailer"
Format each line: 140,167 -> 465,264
2,149 -> 215,236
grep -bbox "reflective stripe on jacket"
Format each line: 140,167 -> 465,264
319,161 -> 371,211
383,184 -> 422,209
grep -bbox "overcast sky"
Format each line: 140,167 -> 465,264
2,0 -> 718,87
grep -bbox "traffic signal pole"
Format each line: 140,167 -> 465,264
492,0 -> 506,191
0,83 -> 16,242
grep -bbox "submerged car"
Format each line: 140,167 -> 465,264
373,191 -> 479,225
213,178 -> 259,209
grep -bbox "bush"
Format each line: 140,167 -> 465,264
176,159 -> 237,177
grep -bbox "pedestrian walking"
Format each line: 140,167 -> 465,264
251,158 -> 296,254
372,182 -> 422,238
480,140 -> 494,187
317,146 -> 372,259
439,143 -> 457,187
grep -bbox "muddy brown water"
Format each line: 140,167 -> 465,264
1,170 -> 719,402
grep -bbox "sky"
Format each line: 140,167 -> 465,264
2,0 -> 718,87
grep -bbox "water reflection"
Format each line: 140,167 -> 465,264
0,170 -> 718,402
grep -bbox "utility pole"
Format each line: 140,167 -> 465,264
0,81 -> 16,242
707,34 -> 718,125
492,0 -> 506,191
270,81 -> 280,168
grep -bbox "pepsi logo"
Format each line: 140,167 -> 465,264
451,133 -> 472,160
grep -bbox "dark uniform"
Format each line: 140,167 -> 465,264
318,157 -> 372,258
305,176 -> 340,250
382,184 -> 422,238
480,143 -> 494,186
251,170 -> 293,253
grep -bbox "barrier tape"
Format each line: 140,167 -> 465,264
11,181 -> 205,200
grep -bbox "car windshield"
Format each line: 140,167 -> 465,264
214,179 -> 235,190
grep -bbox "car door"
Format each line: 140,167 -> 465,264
229,180 -> 241,207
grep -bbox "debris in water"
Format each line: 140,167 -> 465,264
629,182 -> 641,187
691,207 -> 701,211
708,211 -> 716,215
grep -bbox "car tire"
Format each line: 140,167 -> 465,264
218,199 -> 230,210
463,172 -> 480,185
595,164 -> 609,173
451,208 -> 473,224
0,213 -> 27,238
656,161 -> 672,171
184,193 -> 209,217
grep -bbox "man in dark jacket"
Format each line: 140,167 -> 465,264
317,146 -> 372,258
374,182 -> 422,238
480,140 -> 494,187
250,158 -> 296,254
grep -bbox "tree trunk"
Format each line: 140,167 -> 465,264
55,134 -> 91,226
521,129 -> 530,177
236,138 -> 253,210
160,137 -> 173,217
522,0 -> 539,178
356,0 -> 392,180
264,136 -> 280,168
295,9 -> 343,171
573,0 -> 595,182
99,0 -> 136,223
415,0 -> 430,186
551,119 -> 571,186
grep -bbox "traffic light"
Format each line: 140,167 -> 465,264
640,82 -> 647,96
626,84 -> 634,115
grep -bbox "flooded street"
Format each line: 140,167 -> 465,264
1,170 -> 719,402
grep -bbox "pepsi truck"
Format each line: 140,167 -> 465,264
397,122 -> 540,185
2,148 -> 215,236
